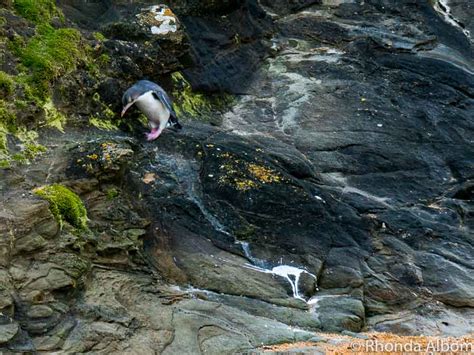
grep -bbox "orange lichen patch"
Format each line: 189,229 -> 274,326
260,332 -> 474,355
143,172 -> 156,184
163,8 -> 174,17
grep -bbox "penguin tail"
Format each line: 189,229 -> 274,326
169,116 -> 182,129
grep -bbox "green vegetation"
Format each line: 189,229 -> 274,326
92,32 -> 106,41
106,187 -> 120,200
96,53 -> 110,67
2,0 -> 112,167
0,0 -> 99,167
15,24 -> 85,101
0,122 -> 9,164
89,93 -> 119,130
89,116 -> 118,131
34,184 -> 88,230
13,0 -> 63,24
0,71 -> 14,98
0,100 -> 16,130
43,98 -> 66,131
0,101 -> 16,167
0,101 -> 47,167
171,72 -> 233,124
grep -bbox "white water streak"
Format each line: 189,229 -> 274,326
433,0 -> 471,39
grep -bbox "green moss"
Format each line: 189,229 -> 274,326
24,143 -> 47,158
7,34 -> 25,57
171,72 -> 233,124
96,53 -> 110,67
0,102 -> 45,165
13,0 -> 63,24
0,71 -> 14,98
0,159 -> 10,169
106,187 -> 120,200
10,148 -> 45,164
34,184 -> 88,230
92,32 -> 106,41
0,123 -> 8,154
0,101 -> 16,160
12,152 -> 28,163
15,126 -> 38,142
89,116 -> 118,131
89,93 -> 119,129
14,99 -> 28,109
0,100 -> 16,130
18,25 -> 85,101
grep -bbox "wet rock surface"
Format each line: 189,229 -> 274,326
1,0 -> 473,352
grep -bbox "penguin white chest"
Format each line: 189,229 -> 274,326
135,91 -> 170,127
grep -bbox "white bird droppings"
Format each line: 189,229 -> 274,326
145,5 -> 178,35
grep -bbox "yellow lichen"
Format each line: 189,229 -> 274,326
247,163 -> 282,184
216,151 -> 283,191
233,178 -> 258,191
42,98 -> 66,131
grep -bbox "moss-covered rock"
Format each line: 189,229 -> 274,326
42,98 -> 66,131
34,184 -> 88,230
171,72 -> 233,125
13,0 -> 62,24
0,71 -> 14,98
16,24 -> 86,101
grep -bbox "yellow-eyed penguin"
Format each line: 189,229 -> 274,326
121,80 -> 182,140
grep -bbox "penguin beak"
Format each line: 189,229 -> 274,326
121,101 -> 136,117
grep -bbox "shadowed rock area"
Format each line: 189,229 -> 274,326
0,0 -> 473,352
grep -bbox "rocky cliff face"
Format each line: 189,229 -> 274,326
0,0 -> 473,353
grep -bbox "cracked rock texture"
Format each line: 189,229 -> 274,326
0,0 -> 473,352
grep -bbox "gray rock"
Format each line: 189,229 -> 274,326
315,297 -> 365,332
0,321 -> 19,344
33,335 -> 62,351
13,232 -> 47,254
205,293 -> 321,330
298,272 -> 317,298
27,305 -> 54,318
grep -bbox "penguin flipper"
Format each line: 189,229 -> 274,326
151,89 -> 182,129
152,91 -> 178,118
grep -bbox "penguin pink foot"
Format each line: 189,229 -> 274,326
146,128 -> 162,141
